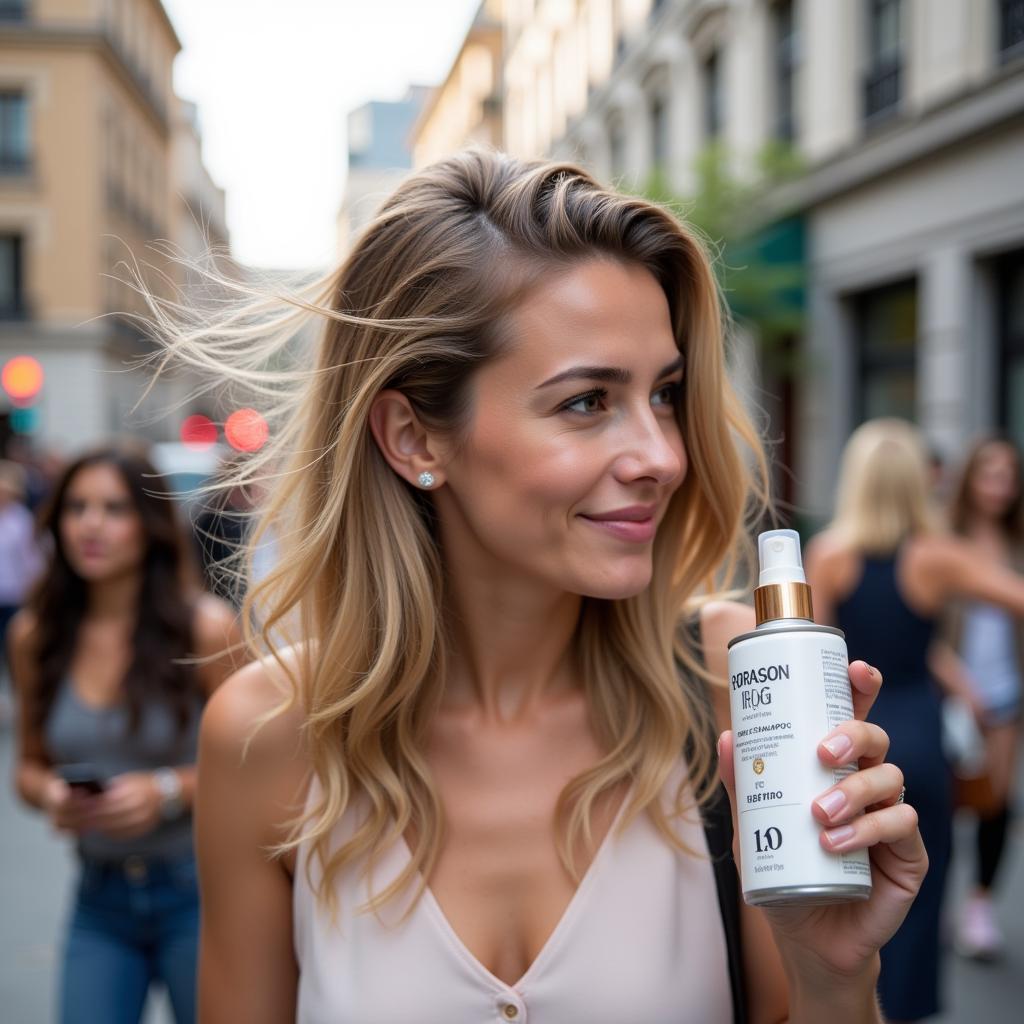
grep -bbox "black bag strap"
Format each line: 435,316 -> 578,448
681,614 -> 748,1024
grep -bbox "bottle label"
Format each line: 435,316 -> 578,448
727,630 -> 871,896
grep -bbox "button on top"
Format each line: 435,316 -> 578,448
502,1004 -> 519,1020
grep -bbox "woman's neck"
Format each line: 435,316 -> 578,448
442,571 -> 583,724
85,570 -> 144,621
966,516 -> 1010,548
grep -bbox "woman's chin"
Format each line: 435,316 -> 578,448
574,568 -> 654,601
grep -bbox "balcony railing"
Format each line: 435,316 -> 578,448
864,60 -> 901,121
0,1 -> 28,22
0,154 -> 31,176
1000,0 -> 1024,62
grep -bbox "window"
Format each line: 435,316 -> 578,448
650,93 -> 668,170
998,251 -> 1024,448
703,49 -> 723,140
772,0 -> 798,141
854,279 -> 918,423
864,0 -> 903,121
0,91 -> 29,173
0,235 -> 25,319
999,0 -> 1024,62
0,1 -> 28,22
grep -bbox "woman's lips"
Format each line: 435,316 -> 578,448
579,514 -> 657,543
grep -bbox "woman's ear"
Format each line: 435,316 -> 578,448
368,390 -> 446,489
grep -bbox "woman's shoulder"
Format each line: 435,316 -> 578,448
804,528 -> 856,566
193,590 -> 236,628
200,647 -> 308,774
7,606 -> 36,644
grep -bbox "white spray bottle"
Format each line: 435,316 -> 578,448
726,529 -> 872,905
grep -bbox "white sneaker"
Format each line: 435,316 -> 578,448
957,894 -> 1004,961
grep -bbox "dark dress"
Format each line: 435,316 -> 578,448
835,555 -> 952,1021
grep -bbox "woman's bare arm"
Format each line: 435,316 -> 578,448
196,659 -> 308,1023
924,534 -> 1024,617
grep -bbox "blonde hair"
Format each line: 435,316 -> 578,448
139,148 -> 768,914
830,418 -> 941,554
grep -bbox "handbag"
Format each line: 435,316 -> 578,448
941,697 -> 999,814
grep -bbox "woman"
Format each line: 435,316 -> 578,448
805,419 -> 1024,1023
946,436 -> 1024,958
0,459 -> 44,721
9,443 -> 242,1024
159,151 -> 925,1022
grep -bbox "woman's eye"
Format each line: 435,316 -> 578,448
561,388 -> 607,415
652,382 -> 682,406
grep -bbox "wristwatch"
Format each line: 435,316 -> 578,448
152,768 -> 184,821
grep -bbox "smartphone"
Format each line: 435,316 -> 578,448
58,764 -> 107,795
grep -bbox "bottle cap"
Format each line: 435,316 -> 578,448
754,528 -> 813,625
758,529 -> 806,587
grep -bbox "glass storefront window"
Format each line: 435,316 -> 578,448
854,279 -> 918,423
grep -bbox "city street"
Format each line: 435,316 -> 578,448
1,713 -> 1021,1022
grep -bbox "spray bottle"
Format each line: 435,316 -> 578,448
727,529 -> 872,905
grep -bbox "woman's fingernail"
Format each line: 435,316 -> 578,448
824,824 -> 856,849
816,789 -> 847,820
867,664 -> 879,678
822,734 -> 853,760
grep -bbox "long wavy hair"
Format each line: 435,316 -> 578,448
26,443 -> 201,737
139,148 -> 769,913
829,418 -> 942,555
949,435 -> 1024,544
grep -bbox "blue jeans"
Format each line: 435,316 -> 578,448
59,853 -> 199,1024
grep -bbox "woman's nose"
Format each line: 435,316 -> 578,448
613,412 -> 684,486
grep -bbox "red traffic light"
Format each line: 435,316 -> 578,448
180,414 -> 218,450
225,408 -> 268,452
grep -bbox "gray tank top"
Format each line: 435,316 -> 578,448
44,677 -> 203,861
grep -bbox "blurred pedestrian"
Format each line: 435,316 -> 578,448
192,455 -> 252,606
0,459 -> 44,723
805,418 -> 1024,1023
7,442 -> 242,1024
159,152 -> 922,1023
944,436 -> 1024,959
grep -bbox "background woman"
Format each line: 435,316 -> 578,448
154,150 -> 925,1023
805,418 -> 1024,1023
0,459 -> 44,723
946,436 -> 1024,958
9,443 -> 241,1024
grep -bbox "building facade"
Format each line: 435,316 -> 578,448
336,87 -> 429,259
499,0 -> 1024,521
411,0 -> 504,170
0,0 -> 225,454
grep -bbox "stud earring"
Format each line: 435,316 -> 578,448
417,471 -> 435,488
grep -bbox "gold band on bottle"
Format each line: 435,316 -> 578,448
754,582 -> 814,626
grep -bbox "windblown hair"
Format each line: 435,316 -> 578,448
26,442 -> 201,737
829,418 -> 941,555
140,148 -> 768,914
949,435 -> 1024,543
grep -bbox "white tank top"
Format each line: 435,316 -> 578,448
293,762 -> 733,1023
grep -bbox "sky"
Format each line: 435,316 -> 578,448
162,0 -> 483,270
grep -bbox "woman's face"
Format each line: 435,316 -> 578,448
59,463 -> 147,583
968,442 -> 1021,521
437,259 -> 686,600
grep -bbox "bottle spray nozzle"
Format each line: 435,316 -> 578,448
758,529 -> 806,587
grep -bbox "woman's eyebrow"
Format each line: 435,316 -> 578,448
535,353 -> 684,390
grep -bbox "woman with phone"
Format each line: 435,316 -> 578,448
8,442 -> 242,1024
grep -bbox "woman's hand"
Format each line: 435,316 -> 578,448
41,776 -> 102,836
719,660 -> 928,997
86,772 -> 164,841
